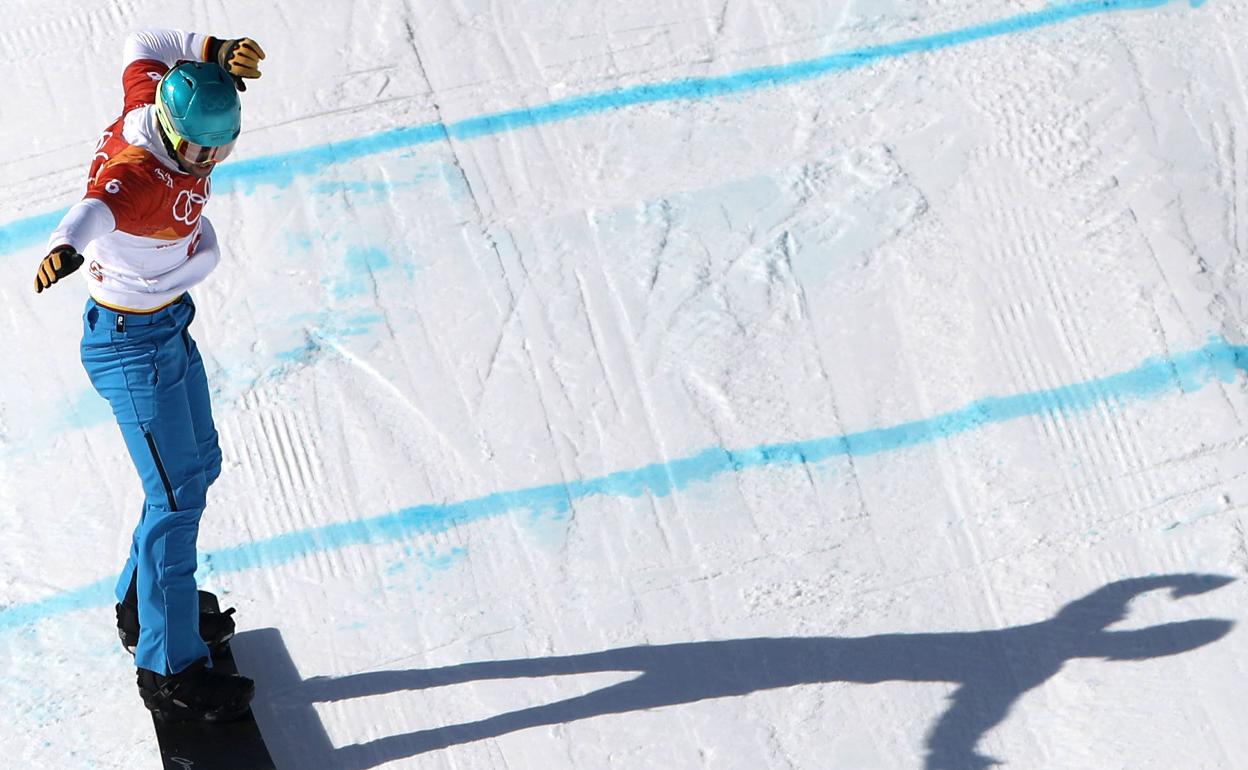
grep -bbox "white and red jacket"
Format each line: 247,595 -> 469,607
48,29 -> 224,313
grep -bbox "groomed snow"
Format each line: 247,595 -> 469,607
2,1 -> 1247,768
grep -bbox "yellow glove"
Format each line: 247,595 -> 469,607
34,245 -> 84,294
209,37 -> 266,91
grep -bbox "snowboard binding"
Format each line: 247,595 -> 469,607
137,657 -> 255,723
116,590 -> 237,657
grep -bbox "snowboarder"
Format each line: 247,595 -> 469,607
34,28 -> 266,722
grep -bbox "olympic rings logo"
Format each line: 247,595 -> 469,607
173,188 -> 208,225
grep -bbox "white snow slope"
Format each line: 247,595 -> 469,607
2,0 -> 1248,768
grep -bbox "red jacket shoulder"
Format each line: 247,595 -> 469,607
122,59 -> 169,113
85,146 -> 166,225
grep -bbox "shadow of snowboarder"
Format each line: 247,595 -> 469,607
235,573 -> 1234,769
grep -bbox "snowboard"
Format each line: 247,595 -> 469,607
151,592 -> 276,770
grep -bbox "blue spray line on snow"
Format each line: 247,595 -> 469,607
2,338 -> 1245,633
0,0 -> 1203,255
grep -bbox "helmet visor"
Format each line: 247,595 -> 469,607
174,135 -> 236,166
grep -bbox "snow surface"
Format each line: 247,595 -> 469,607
2,0 -> 1248,768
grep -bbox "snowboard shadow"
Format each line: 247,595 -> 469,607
233,573 -> 1234,770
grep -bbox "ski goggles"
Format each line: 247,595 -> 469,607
170,135 -> 236,166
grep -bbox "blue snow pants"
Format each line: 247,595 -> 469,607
80,294 -> 221,676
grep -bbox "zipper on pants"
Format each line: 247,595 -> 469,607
144,431 -> 178,510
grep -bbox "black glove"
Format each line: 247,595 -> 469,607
208,36 -> 266,91
34,245 -> 84,294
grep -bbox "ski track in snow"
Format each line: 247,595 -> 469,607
2,0 -> 1248,768
3,337 -> 1247,631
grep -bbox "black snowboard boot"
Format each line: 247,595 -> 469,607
116,590 -> 236,656
137,658 -> 255,723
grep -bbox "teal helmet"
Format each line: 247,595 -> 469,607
155,62 -> 241,173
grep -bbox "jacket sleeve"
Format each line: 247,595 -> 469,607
47,198 -> 116,253
122,28 -> 213,69
120,29 -> 214,112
